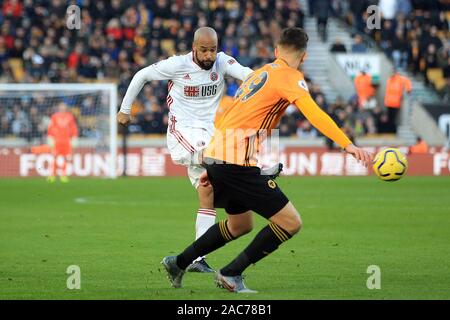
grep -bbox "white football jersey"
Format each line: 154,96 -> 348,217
120,51 -> 253,131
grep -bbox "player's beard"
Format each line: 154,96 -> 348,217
194,51 -> 215,70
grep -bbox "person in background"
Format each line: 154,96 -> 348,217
47,102 -> 78,183
409,136 -> 429,154
351,34 -> 368,53
384,69 -> 412,133
315,0 -> 332,42
354,70 -> 375,109
329,38 -> 347,53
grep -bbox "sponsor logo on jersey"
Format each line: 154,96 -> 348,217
268,179 -> 277,189
196,140 -> 206,148
183,74 -> 191,80
298,80 -> 309,91
227,59 -> 236,65
184,86 -> 200,97
201,85 -> 218,97
210,72 -> 218,81
184,85 -> 218,98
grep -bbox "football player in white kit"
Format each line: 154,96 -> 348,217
117,27 -> 253,272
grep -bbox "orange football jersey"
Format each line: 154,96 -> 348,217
205,58 -> 351,166
47,111 -> 78,146
205,58 -> 310,166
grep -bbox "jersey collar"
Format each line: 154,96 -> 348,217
274,58 -> 289,67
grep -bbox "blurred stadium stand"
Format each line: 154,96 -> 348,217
0,0 -> 448,147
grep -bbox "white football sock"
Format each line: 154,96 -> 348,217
194,208 -> 216,262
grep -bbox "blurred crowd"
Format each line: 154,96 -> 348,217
0,0 -> 307,140
279,79 -> 393,143
0,0 -> 448,144
342,0 -> 450,99
0,92 -> 106,142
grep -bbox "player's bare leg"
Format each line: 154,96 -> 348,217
47,154 -> 58,183
46,156 -> 56,182
225,211 -> 254,238
196,184 -> 215,240
269,201 -> 302,235
59,156 -> 69,183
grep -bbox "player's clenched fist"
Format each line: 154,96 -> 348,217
117,111 -> 131,125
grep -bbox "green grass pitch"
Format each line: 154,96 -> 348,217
1,176 -> 449,300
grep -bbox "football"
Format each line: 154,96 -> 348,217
373,148 -> 408,181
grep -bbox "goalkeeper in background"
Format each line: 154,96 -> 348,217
47,102 -> 78,183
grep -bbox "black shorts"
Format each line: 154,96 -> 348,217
204,159 -> 289,219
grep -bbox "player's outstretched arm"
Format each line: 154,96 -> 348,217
119,66 -> 153,118
295,95 -> 373,167
118,58 -> 176,125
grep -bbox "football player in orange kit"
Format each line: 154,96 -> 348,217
162,27 -> 373,292
47,102 -> 78,183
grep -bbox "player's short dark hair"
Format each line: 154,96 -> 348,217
278,27 -> 309,52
